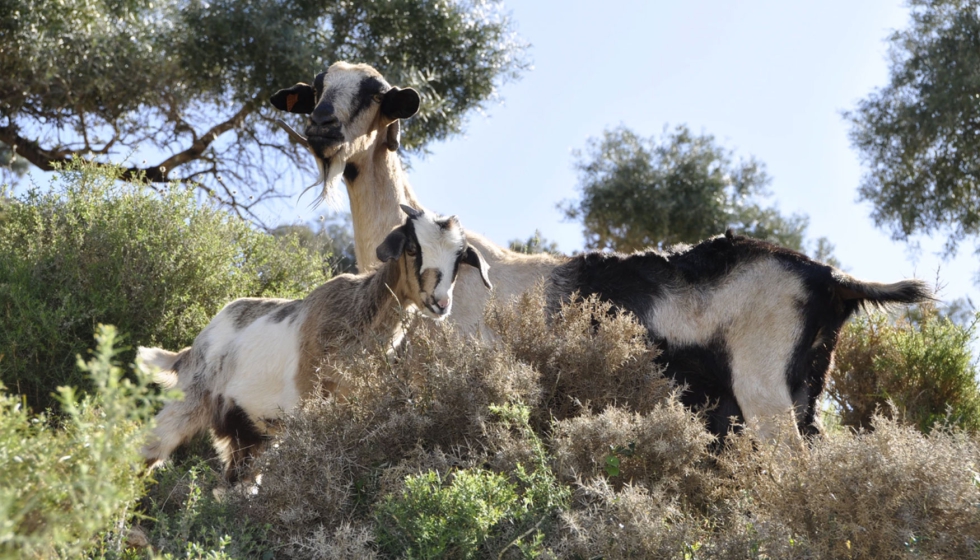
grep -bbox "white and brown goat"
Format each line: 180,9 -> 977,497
138,206 -> 491,481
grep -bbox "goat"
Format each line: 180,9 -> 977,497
271,62 -> 931,443
138,206 -> 491,482
546,230 -> 932,442
271,61 -> 560,336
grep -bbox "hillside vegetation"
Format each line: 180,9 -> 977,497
2,164 -> 979,558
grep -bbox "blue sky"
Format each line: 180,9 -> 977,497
373,0 -> 976,310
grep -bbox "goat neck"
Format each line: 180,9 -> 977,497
342,117 -> 562,337
344,128 -> 425,272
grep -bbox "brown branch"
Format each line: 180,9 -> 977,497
0,124 -> 72,171
122,100 -> 258,182
0,100 -> 259,183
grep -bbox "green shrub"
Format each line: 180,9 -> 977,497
0,161 -> 330,410
375,405 -> 569,560
133,458 -> 273,560
828,305 -> 980,433
0,325 -> 160,558
375,469 -> 519,559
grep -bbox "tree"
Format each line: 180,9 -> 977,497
561,125 -> 808,253
847,0 -> 980,256
272,212 -> 358,274
0,146 -> 28,177
0,0 -> 528,224
508,229 -> 562,255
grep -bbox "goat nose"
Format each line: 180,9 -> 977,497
437,298 -> 450,311
310,103 -> 338,126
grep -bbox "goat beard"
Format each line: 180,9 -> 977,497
300,145 -> 349,209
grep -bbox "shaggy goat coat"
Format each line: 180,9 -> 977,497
547,231 -> 931,440
139,210 -> 491,481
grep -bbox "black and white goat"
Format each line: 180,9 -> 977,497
271,62 -> 931,444
138,206 -> 491,481
547,231 -> 932,442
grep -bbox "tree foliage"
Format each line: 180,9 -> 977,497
562,125 -> 808,252
0,0 -> 528,223
272,212 -> 358,275
828,304 -> 980,434
847,0 -> 980,255
508,229 -> 562,255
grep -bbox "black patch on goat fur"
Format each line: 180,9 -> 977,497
313,71 -> 326,103
171,352 -> 186,373
784,265 -> 861,437
349,77 -> 385,124
229,300 -> 281,330
658,336 -> 740,437
547,231 -> 882,440
271,300 -> 302,323
430,270 -> 443,300
450,248 -> 464,283
343,162 -> 359,182
398,218 -> 424,283
212,397 -> 266,483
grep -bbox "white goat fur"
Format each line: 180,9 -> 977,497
138,210 -> 490,480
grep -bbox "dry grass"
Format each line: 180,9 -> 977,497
225,290 -> 980,559
486,285 -> 673,422
731,418 -> 980,559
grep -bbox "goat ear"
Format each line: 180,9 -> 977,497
385,120 -> 401,151
400,204 -> 423,219
463,245 -> 492,290
376,228 -> 408,262
381,86 -> 421,120
270,83 -> 316,114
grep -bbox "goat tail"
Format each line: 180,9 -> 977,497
137,346 -> 188,388
832,271 -> 934,306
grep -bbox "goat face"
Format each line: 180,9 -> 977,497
271,62 -> 420,184
377,205 -> 492,318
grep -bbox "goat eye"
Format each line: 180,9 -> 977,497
372,93 -> 383,103
406,245 -> 417,257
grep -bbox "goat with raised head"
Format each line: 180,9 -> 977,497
271,63 -> 931,444
138,206 -> 491,482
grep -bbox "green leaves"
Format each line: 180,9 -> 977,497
376,469 -> 520,559
0,160 -> 330,411
847,0 -> 980,255
603,442 -> 636,478
828,303 -> 980,434
374,404 -> 569,559
0,0 -> 528,209
563,125 -> 808,252
0,325 -> 163,558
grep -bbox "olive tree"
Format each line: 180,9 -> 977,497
562,125 -> 809,253
847,0 -> 980,257
0,0 -> 528,223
